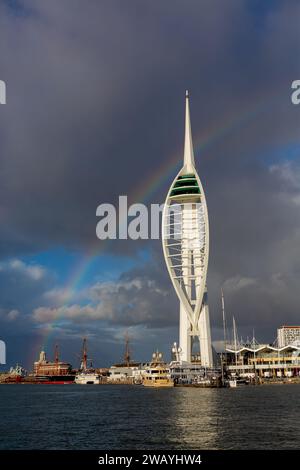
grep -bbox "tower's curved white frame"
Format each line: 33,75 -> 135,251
162,92 -> 213,366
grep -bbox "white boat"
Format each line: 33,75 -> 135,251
228,378 -> 248,388
75,371 -> 101,384
75,338 -> 101,384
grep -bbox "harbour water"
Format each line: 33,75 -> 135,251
0,384 -> 299,450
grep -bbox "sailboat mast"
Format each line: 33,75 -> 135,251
233,317 -> 238,367
221,288 -> 227,353
252,328 -> 257,379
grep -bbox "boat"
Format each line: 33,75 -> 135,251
74,338 -> 101,384
26,375 -> 75,384
75,371 -> 101,385
142,351 -> 174,388
0,364 -> 26,383
228,378 -> 249,388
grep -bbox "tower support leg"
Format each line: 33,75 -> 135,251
179,302 -> 191,362
198,299 -> 213,367
180,299 -> 213,366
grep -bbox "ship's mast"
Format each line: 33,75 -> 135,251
82,338 -> 87,371
124,332 -> 131,367
54,344 -> 59,375
54,344 -> 59,363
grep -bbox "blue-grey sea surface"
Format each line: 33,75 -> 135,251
0,384 -> 299,450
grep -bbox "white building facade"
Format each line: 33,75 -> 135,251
278,326 -> 300,347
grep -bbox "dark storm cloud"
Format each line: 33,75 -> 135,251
0,0 -> 296,255
0,0 -> 300,357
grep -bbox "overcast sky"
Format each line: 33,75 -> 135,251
0,0 -> 300,369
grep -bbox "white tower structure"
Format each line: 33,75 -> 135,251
162,91 -> 213,366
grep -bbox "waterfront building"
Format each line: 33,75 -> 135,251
162,92 -> 213,366
225,342 -> 300,378
277,326 -> 300,348
108,365 -> 142,383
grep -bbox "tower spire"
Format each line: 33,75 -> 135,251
184,90 -> 195,173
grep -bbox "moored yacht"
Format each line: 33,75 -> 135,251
142,351 -> 174,388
